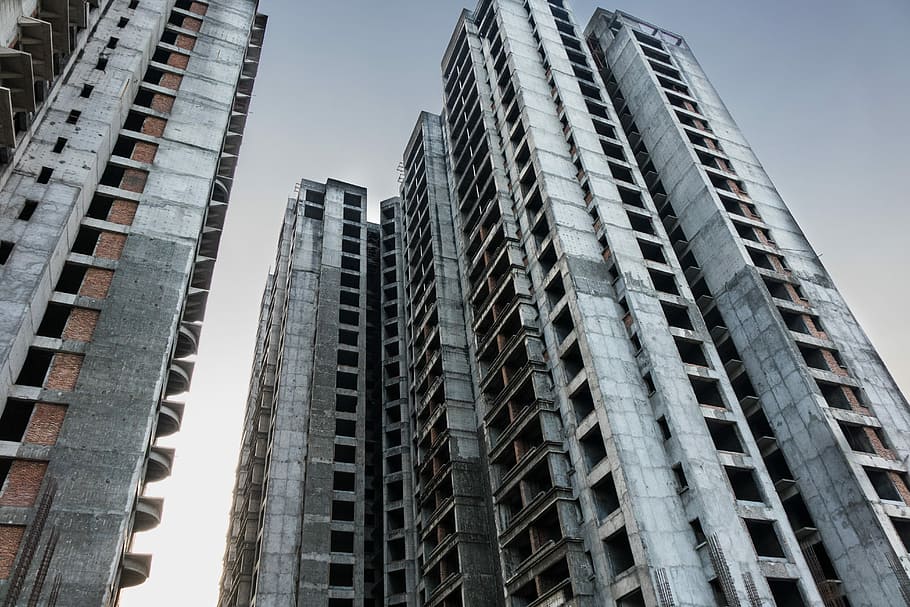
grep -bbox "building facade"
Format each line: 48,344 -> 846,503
219,1 -> 909,607
0,0 -> 265,604
218,180 -> 388,607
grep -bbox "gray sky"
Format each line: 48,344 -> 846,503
121,1 -> 910,605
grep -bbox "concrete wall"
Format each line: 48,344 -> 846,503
0,0 -> 262,604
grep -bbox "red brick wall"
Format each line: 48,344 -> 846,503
62,308 -> 99,341
0,525 -> 24,579
167,53 -> 189,70
141,117 -> 167,137
108,200 -> 138,226
0,461 -> 47,507
182,16 -> 203,32
120,169 -> 148,193
159,72 -> 183,91
131,142 -> 158,164
150,94 -> 174,114
79,268 -> 113,299
189,2 -> 208,15
23,404 -> 66,446
45,353 -> 83,391
94,232 -> 127,260
175,34 -> 196,51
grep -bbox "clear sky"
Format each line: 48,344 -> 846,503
121,1 -> 910,605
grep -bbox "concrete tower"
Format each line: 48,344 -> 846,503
0,0 -> 265,604
585,9 -> 910,606
218,180 -> 387,607
219,2 -> 908,607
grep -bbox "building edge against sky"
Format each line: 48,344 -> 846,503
213,1 -> 910,607
0,0 -> 265,605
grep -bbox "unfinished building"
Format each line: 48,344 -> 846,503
0,0 -> 265,604
220,1 -> 909,606
218,180 -> 387,607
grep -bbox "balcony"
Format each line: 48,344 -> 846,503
120,553 -> 152,588
165,358 -> 194,396
134,496 -> 164,532
146,446 -> 176,483
156,401 -> 185,437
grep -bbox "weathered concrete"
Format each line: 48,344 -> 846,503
0,0 -> 264,604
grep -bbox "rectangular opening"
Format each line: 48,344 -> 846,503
767,579 -> 807,607
96,57 -> 108,71
608,162 -> 635,183
36,303 -> 71,338
0,241 -> 13,264
340,272 -> 359,288
337,350 -> 358,367
343,208 -> 361,222
339,291 -> 358,307
335,419 -> 356,438
331,499 -> 355,521
648,269 -> 679,295
387,479 -> 403,502
329,563 -> 354,587
340,256 -> 359,272
690,518 -> 707,545
744,519 -> 785,558
330,530 -> 354,553
561,343 -> 585,381
66,110 -> 81,125
332,471 -> 355,492
892,517 -> 910,553
0,401 -> 34,442
303,205 -> 323,220
80,84 -> 94,98
18,200 -> 38,221
336,394 -> 357,413
55,264 -> 87,294
657,416 -> 671,441
343,192 -> 362,208
338,329 -> 358,347
37,167 -> 53,184
838,422 -> 876,453
626,211 -> 655,235
674,337 -> 708,367
71,226 -> 101,256
672,463 -> 688,492
604,527 -> 635,576
865,468 -> 902,502
15,349 -> 53,387
339,309 -> 359,326
336,371 -> 357,391
689,377 -> 725,408
304,189 -> 325,204
726,467 -> 763,502
0,459 -> 11,489
341,239 -> 359,255
661,302 -> 693,330
815,380 -> 858,410
52,138 -> 67,153
706,419 -> 745,453
580,426 -> 607,471
592,473 -> 620,519
638,239 -> 666,263
570,382 -> 595,422
334,444 -> 356,463
617,589 -> 646,607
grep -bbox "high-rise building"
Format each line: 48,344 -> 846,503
219,1 -> 909,606
0,0 -> 265,604
218,179 -> 388,607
